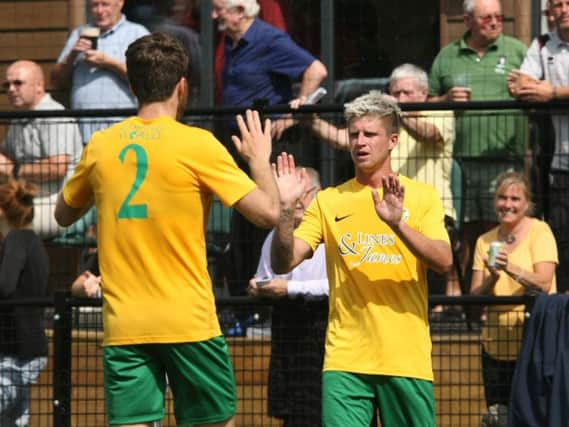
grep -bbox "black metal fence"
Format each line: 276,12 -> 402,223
0,294 -> 537,427
0,102 -> 568,426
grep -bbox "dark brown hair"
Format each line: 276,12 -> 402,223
126,32 -> 189,104
0,177 -> 37,228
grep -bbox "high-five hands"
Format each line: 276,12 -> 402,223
232,109 -> 272,165
273,152 -> 307,206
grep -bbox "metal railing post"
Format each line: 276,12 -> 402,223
52,290 -> 72,427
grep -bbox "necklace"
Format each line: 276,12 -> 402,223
503,234 -> 516,244
499,228 -> 516,244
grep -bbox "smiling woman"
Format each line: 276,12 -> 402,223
469,171 -> 559,425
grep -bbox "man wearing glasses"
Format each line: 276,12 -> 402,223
0,60 -> 82,237
428,0 -> 527,287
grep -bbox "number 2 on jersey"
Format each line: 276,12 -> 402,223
118,144 -> 148,219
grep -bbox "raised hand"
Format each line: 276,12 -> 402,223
231,109 -> 272,165
371,174 -> 404,227
273,152 -> 306,207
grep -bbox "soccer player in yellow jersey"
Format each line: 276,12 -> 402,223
271,91 -> 453,427
54,33 -> 282,427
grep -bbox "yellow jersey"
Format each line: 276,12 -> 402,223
63,116 -> 256,346
295,176 -> 449,381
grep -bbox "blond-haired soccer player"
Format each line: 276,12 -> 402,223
55,33 -> 282,427
271,91 -> 453,427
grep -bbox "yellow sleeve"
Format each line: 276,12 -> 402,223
531,221 -> 559,264
472,236 -> 488,272
418,185 -> 450,244
183,130 -> 256,207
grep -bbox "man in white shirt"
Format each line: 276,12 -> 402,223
508,0 -> 569,293
248,166 -> 328,427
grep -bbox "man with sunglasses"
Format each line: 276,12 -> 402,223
0,60 -> 82,237
428,0 -> 527,287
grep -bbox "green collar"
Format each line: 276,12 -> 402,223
459,31 -> 501,54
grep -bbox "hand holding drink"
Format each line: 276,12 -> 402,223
450,74 -> 471,102
80,26 -> 100,50
450,86 -> 471,101
487,241 -> 503,268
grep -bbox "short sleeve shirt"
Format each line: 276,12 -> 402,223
520,31 -> 569,171
3,94 -> 83,196
222,18 -> 315,106
294,176 -> 449,381
57,16 -> 149,142
390,110 -> 456,218
63,116 -> 256,346
473,219 -> 558,359
428,34 -> 527,158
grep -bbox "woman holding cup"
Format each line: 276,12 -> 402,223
470,171 -> 558,424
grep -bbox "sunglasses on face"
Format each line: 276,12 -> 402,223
2,80 -> 25,90
476,14 -> 504,24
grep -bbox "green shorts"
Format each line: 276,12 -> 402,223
103,336 -> 236,426
322,371 -> 435,427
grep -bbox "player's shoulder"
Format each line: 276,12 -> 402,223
320,178 -> 355,196
171,120 -> 215,137
400,175 -> 438,197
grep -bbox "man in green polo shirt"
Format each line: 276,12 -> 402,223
428,0 -> 527,285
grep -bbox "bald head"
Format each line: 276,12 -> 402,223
5,60 -> 45,110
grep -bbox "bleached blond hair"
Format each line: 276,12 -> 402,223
344,90 -> 401,134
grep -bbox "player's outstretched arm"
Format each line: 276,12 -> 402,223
232,110 -> 280,228
270,153 -> 312,274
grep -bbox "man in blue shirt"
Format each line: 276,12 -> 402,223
212,0 -> 327,138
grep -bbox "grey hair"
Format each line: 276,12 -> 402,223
344,90 -> 401,134
463,0 -> 475,14
224,0 -> 260,17
303,167 -> 321,189
389,63 -> 428,91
